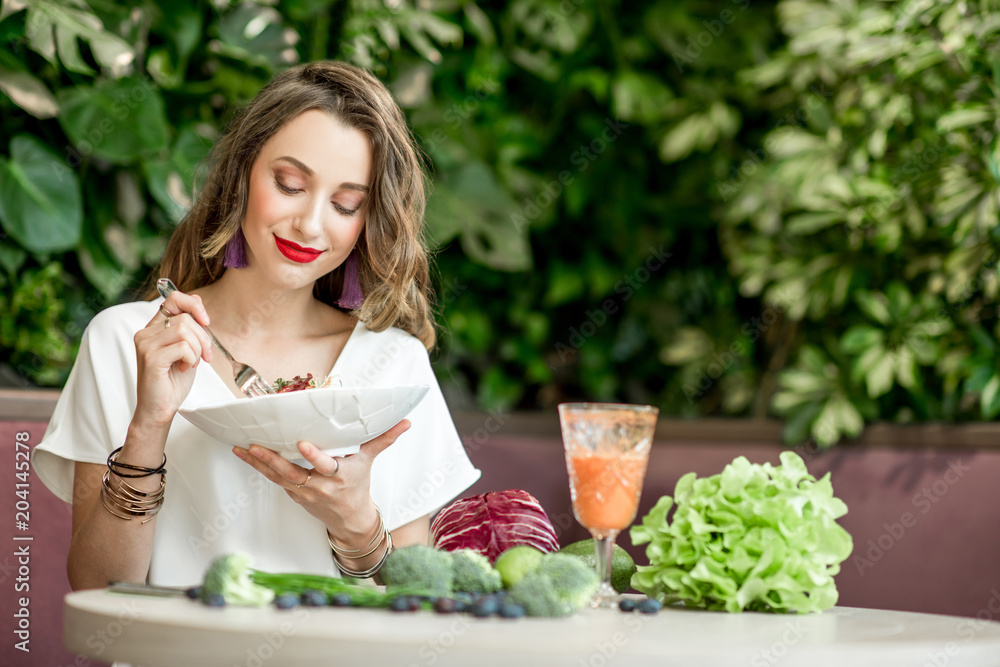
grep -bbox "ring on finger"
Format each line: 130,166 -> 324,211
294,469 -> 313,489
321,458 -> 340,477
159,304 -> 176,328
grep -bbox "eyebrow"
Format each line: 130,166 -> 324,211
273,156 -> 369,193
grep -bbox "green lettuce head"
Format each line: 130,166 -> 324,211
630,452 -> 853,613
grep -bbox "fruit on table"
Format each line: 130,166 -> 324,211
494,545 -> 546,588
637,598 -> 662,614
558,539 -> 637,594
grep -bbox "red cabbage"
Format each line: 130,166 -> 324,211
430,489 -> 560,563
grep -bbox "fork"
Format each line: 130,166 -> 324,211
156,278 -> 275,398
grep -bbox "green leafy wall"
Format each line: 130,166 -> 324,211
1,0 -> 998,446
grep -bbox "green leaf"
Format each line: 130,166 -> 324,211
543,263 -> 585,306
27,0 -> 134,75
829,394 -> 864,439
425,162 -> 532,271
57,78 -> 170,164
463,3 -> 496,46
855,291 -> 891,325
147,47 -> 182,89
813,395 -> 860,445
143,125 -> 213,222
611,70 -> 673,125
865,350 -> 895,398
0,241 -> 26,275
982,375 -> 1000,420
659,327 -> 712,365
936,105 -> 994,132
25,5 -> 55,64
659,114 -> 708,163
0,65 -> 59,118
54,23 -> 93,74
78,218 -> 127,300
156,3 -> 203,62
894,350 -> 918,389
841,325 -> 882,353
0,134 -> 82,253
214,4 -> 298,69
785,211 -> 844,235
779,369 -> 829,393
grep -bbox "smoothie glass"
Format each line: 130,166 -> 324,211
558,402 -> 658,608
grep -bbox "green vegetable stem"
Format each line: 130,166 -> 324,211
249,571 -> 433,607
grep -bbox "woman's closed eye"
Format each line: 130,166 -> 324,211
334,203 -> 359,216
275,178 -> 360,216
274,178 -> 302,195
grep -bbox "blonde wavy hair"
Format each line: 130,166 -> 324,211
146,61 -> 436,348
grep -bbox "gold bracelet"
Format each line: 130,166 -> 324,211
335,531 -> 393,579
100,469 -> 165,525
328,505 -> 386,559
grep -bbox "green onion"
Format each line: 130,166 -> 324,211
250,570 -> 435,607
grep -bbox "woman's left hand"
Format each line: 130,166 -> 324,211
232,419 -> 411,530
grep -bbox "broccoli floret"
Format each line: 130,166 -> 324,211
535,553 -> 600,609
507,572 -> 574,617
380,545 -> 454,595
201,553 -> 274,607
506,554 -> 600,616
450,549 -> 502,593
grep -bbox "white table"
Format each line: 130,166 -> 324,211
64,589 -> 1000,666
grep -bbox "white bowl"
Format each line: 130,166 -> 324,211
178,385 -> 430,460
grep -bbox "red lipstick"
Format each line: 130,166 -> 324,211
274,236 -> 323,263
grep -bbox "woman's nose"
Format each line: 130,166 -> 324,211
293,195 -> 325,238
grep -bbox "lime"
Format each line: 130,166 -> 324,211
558,539 -> 637,594
494,545 -> 546,588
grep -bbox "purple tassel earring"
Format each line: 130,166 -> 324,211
337,250 -> 364,309
223,227 -> 249,269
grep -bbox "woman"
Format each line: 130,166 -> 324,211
32,61 -> 480,589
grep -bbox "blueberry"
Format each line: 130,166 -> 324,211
274,593 -> 299,610
390,596 -> 413,612
637,598 -> 662,614
406,597 -> 422,611
185,586 -> 202,600
300,589 -> 328,607
498,603 -> 525,619
329,593 -> 353,607
434,598 -> 458,614
618,599 -> 638,612
204,593 -> 226,607
471,597 -> 499,618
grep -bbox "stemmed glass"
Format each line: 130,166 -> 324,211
558,402 -> 658,608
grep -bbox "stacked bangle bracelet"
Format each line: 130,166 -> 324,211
329,505 -> 393,578
100,446 -> 166,524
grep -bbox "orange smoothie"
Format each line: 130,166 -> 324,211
566,451 -> 648,533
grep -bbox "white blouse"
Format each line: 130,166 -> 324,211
32,299 -> 480,586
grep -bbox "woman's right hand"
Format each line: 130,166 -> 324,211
132,290 -> 214,430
